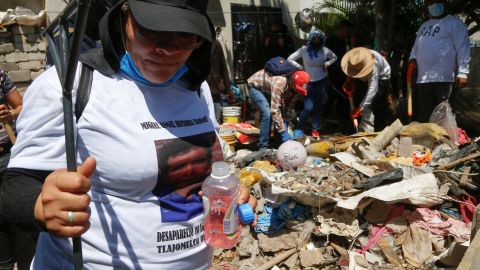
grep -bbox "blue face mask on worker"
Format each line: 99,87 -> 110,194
428,3 -> 444,17
120,53 -> 188,87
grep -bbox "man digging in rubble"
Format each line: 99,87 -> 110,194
341,47 -> 394,132
247,68 -> 310,150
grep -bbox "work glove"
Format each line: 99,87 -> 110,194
350,106 -> 362,119
293,129 -> 304,139
280,130 -> 292,142
456,77 -> 468,89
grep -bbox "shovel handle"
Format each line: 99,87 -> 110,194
348,95 -> 359,132
407,61 -> 416,119
342,78 -> 355,97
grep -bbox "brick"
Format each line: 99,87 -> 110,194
8,70 -> 31,82
0,43 -> 14,54
19,61 -> 42,70
14,42 -> 38,52
12,25 -> 35,35
0,62 -> 18,72
28,52 -> 45,61
31,69 -> 44,80
5,52 -> 29,62
37,42 -> 47,52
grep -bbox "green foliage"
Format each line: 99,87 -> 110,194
314,0 -> 375,47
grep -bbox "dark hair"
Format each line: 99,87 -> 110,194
337,20 -> 353,29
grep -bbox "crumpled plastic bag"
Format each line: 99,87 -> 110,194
305,141 -> 335,158
400,122 -> 450,150
252,160 -> 277,173
238,168 -> 263,187
429,101 -> 458,145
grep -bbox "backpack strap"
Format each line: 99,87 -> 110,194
75,63 -> 93,123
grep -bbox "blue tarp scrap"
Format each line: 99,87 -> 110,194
254,199 -> 309,235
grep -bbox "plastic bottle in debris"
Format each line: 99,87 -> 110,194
202,161 -> 254,249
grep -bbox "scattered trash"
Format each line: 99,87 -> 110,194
212,119 -> 479,269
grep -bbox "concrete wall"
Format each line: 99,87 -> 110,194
207,0 -> 315,81
45,0 -> 68,21
0,0 -> 44,14
0,25 -> 46,93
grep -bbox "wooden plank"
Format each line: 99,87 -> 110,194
460,166 -> 472,186
437,152 -> 480,170
457,230 -> 480,270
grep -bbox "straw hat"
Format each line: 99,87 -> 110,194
341,47 -> 375,78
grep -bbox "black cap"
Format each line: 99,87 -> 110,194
128,0 -> 214,42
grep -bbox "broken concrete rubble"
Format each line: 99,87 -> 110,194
257,231 -> 298,253
213,121 -> 479,269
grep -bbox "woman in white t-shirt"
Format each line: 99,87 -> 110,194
287,30 -> 337,138
1,1 -> 256,269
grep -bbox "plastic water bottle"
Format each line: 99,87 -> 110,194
202,161 -> 254,249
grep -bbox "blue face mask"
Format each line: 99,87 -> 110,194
120,53 -> 189,87
428,3 -> 444,17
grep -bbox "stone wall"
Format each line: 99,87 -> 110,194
0,25 -> 46,94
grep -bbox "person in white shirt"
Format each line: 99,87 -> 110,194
0,0 -> 256,269
341,47 -> 393,132
287,30 -> 337,138
409,0 -> 470,122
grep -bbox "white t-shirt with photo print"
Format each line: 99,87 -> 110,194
9,64 -> 222,270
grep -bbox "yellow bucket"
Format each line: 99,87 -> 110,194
222,106 -> 241,124
223,115 -> 240,124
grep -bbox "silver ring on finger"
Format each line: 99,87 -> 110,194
67,211 -> 75,225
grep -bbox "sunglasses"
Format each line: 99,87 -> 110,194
131,17 -> 204,50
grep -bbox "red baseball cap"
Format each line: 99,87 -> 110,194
292,71 -> 309,96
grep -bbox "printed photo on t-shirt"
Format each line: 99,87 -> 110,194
153,132 -> 222,222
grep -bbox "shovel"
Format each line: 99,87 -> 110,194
406,61 -> 416,123
342,78 -> 359,132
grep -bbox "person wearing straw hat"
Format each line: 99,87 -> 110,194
247,69 -> 310,150
341,47 -> 393,132
1,0 -> 257,269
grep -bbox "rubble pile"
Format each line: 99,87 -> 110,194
213,120 -> 480,270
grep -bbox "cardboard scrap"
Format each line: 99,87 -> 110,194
331,152 -> 375,177
402,226 -> 433,268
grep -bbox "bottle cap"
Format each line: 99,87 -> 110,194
238,203 -> 254,224
211,161 -> 231,178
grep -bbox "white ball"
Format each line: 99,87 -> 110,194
277,141 -> 307,170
